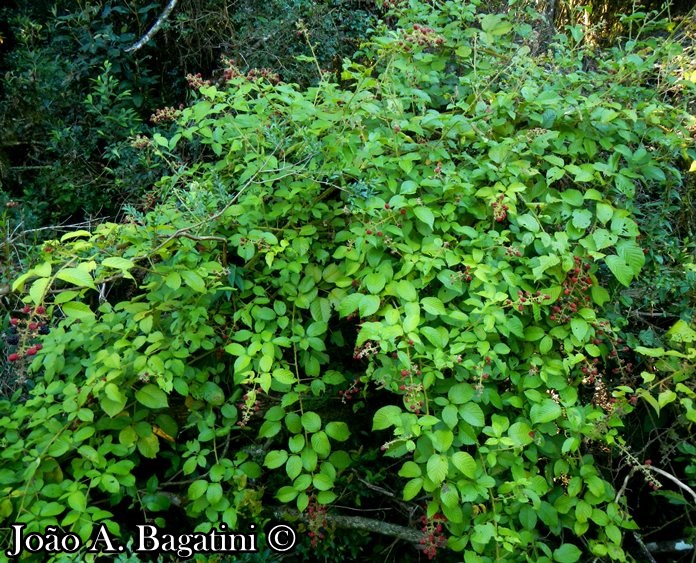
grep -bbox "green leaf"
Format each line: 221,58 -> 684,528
508,421 -> 534,447
199,381 -> 225,406
301,411 -> 321,433
373,405 -> 401,430
277,486 -> 298,502
67,491 -> 87,512
561,190 -> 584,207
364,272 -> 386,294
398,461 -> 422,478
313,473 -> 334,491
165,271 -> 182,290
403,478 -> 423,501
188,480 -> 208,500
570,318 -> 589,341
553,544 -> 582,562
605,255 -> 633,286
359,294 -> 380,317
448,384 -> 474,404
101,389 -> 127,418
29,277 -> 50,305
451,452 -> 476,478
62,301 -> 96,321
421,297 -> 446,315
530,399 -> 562,424
591,285 -> 610,306
137,433 -> 159,458
616,240 -> 645,274
265,450 -> 288,469
102,257 -> 134,270
181,270 -> 206,292
395,280 -> 418,302
135,384 -> 169,409
311,432 -> 331,457
596,203 -> 614,224
56,268 -> 96,289
571,209 -> 593,230
414,207 -> 435,229
459,403 -> 485,426
285,456 -> 302,480
325,422 -> 350,441
427,454 -> 448,484
338,293 -> 363,317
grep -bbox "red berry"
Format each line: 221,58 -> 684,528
384,203 -> 390,209
377,231 -> 383,237
401,369 -> 409,376
366,229 -> 373,235
22,306 -> 31,314
35,306 -> 46,314
8,353 -> 19,362
400,208 -> 406,215
644,459 -> 652,465
26,348 -> 38,358
10,318 -> 19,326
28,322 -> 38,331
34,343 -> 43,351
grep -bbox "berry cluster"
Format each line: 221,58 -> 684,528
149,105 -> 183,124
185,72 -> 212,90
339,378 -> 361,404
306,498 -> 328,548
246,68 -> 281,85
491,194 -> 509,222
403,24 -> 445,49
505,290 -> 551,313
130,134 -> 151,149
418,513 -> 447,560
5,200 -> 20,208
353,341 -> 379,360
504,245 -> 523,258
549,257 -> 593,322
5,305 -> 50,362
237,389 -> 261,428
448,266 -> 472,283
398,367 -> 424,414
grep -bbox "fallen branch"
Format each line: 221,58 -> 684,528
125,0 -> 179,53
615,464 -> 696,504
272,507 -> 426,545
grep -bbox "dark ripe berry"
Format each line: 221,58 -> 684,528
6,335 -> 19,345
8,353 -> 20,362
39,326 -> 50,335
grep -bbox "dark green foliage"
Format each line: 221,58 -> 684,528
1,2 -> 694,561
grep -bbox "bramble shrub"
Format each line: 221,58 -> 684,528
1,1 -> 695,561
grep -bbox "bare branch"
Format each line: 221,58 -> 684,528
125,0 -> 179,53
272,507 -> 427,545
